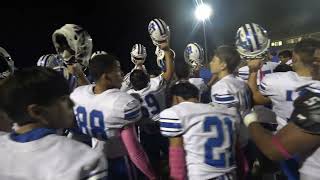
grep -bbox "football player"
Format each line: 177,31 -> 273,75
126,19 -> 174,175
246,38 -> 317,131
210,45 -> 252,119
236,23 -> 313,179
70,54 -> 156,180
160,82 -> 240,179
244,42 -> 320,179
123,19 -> 175,120
52,24 -> 91,86
209,45 -> 253,178
121,43 -> 148,92
0,67 -> 107,179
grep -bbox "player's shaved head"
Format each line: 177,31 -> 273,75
170,82 -> 199,101
130,69 -> 150,90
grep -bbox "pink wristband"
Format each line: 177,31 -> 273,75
271,136 -> 292,160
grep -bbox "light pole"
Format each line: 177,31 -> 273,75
195,3 -> 212,66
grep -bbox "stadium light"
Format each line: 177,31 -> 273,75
194,2 -> 212,65
195,3 -> 212,21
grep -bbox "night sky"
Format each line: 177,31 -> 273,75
1,0 -> 320,73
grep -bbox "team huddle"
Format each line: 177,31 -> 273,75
0,18 -> 320,180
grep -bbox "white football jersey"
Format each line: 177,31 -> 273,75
127,75 -> 167,121
211,74 -> 252,118
238,61 -> 278,85
71,85 -> 142,139
160,102 -> 240,179
0,134 -> 107,180
259,71 -> 313,130
299,148 -> 320,180
189,77 -> 208,95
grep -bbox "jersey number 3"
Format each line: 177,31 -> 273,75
75,106 -> 107,140
203,116 -> 234,168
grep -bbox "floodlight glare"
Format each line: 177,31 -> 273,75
195,3 -> 212,21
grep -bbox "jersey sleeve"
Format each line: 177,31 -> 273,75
150,75 -> 167,91
70,86 -> 81,101
160,108 -> 183,137
211,83 -> 238,106
114,94 -> 142,127
290,90 -> 320,135
120,72 -> 132,92
80,153 -> 108,180
56,141 -> 108,180
259,74 -> 278,96
238,66 -> 249,81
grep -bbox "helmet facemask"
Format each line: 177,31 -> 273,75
130,44 -> 147,65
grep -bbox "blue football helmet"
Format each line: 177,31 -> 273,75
235,23 -> 270,59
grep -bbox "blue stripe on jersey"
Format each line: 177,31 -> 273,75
260,83 -> 266,90
124,106 -> 139,113
160,128 -> 182,133
262,70 -> 272,75
214,95 -> 235,102
160,117 -> 179,120
160,122 -> 182,129
80,169 -> 108,180
124,109 -> 141,120
10,128 -> 56,143
238,72 -> 249,76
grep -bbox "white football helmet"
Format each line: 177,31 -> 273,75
91,51 -> 108,59
131,44 -> 147,65
0,47 -> 14,79
184,43 -> 204,68
37,54 -> 70,80
235,23 -> 270,59
52,24 -> 93,67
148,18 -> 170,46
